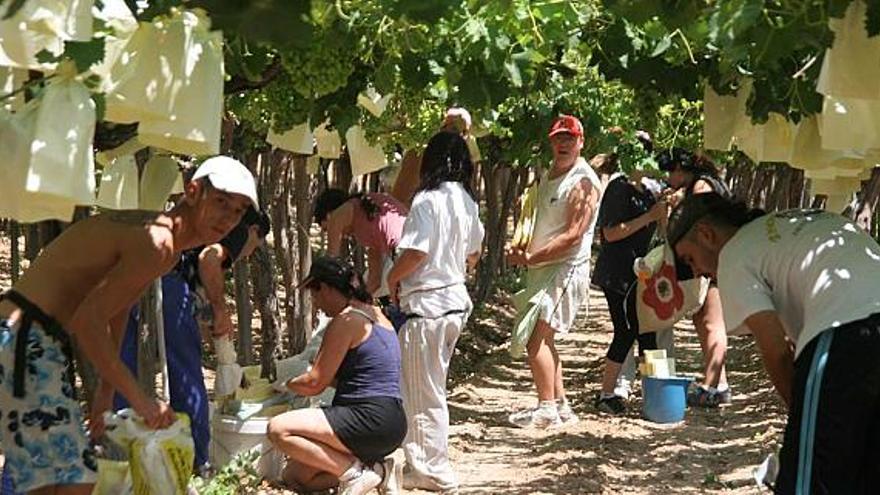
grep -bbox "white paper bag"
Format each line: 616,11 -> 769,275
816,0 -> 880,99
315,122 -> 342,159
96,155 -> 140,210
139,155 -> 182,211
267,121 -> 314,155
346,125 -> 387,176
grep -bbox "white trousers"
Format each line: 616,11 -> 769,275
398,313 -> 465,491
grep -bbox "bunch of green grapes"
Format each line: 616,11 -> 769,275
280,31 -> 356,99
263,70 -> 313,132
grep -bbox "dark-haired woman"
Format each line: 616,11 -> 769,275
314,189 -> 408,296
658,148 -> 731,406
387,131 -> 484,493
267,256 -> 406,495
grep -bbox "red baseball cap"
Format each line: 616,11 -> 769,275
548,115 -> 584,138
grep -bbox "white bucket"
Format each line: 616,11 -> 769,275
210,415 -> 284,481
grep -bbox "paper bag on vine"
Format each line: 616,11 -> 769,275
634,243 -> 709,333
267,122 -> 314,155
0,67 -> 95,222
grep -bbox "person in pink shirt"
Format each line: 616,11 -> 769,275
314,189 -> 408,297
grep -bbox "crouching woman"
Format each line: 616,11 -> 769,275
267,256 -> 406,495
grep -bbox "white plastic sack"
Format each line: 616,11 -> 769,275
0,0 -> 94,71
634,244 -> 710,333
139,155 -> 182,211
267,121 -> 314,155
96,155 -> 139,210
315,122 -> 342,159
215,363 -> 243,397
273,314 -> 330,391
0,70 -> 95,222
816,0 -> 880,99
346,125 -> 387,176
104,410 -> 194,495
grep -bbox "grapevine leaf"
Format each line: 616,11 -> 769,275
35,49 -> 60,65
92,93 -> 106,122
64,39 -> 106,73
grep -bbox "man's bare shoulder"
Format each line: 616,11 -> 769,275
92,210 -> 177,263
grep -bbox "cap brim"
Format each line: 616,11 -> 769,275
207,176 -> 259,208
548,129 -> 579,138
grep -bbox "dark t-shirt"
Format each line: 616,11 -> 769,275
592,176 -> 657,295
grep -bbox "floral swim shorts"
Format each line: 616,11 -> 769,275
0,319 -> 97,491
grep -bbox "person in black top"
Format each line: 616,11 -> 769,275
657,148 -> 731,406
592,154 -> 666,414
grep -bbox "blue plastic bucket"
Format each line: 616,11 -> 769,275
642,376 -> 692,423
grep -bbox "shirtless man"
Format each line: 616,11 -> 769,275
0,156 -> 257,494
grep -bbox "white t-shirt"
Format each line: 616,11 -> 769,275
528,157 -> 602,267
397,181 -> 484,317
718,209 -> 880,357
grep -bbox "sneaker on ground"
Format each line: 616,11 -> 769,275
375,457 -> 402,495
613,377 -> 632,400
594,395 -> 626,415
339,467 -> 382,495
688,385 -> 723,408
401,468 -> 459,494
557,401 -> 579,425
508,405 -> 562,429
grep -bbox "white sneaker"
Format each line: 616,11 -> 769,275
376,457 -> 402,495
508,403 -> 562,429
339,467 -> 382,495
614,377 -> 632,400
557,400 -> 579,426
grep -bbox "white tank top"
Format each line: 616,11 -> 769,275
528,157 -> 603,267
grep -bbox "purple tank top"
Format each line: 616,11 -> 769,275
350,193 -> 408,255
333,310 -> 402,402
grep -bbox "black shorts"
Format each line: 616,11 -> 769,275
775,313 -> 880,494
324,396 -> 407,463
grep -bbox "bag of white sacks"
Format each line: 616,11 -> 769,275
103,409 -> 195,495
214,335 -> 243,398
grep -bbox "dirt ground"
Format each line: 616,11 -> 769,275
428,292 -> 786,494
0,233 -> 787,494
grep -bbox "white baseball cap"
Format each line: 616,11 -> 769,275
191,156 -> 259,208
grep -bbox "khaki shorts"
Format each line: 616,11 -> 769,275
533,262 -> 590,334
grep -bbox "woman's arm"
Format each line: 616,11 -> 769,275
602,200 -> 666,243
285,316 -> 355,396
325,202 -> 354,257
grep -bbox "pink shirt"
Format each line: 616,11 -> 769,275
350,193 -> 408,255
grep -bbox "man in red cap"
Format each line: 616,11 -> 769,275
507,115 -> 603,429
